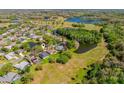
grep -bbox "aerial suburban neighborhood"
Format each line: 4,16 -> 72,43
0,10 -> 124,84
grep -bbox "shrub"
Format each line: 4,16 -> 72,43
62,51 -> 72,59
12,45 -> 19,51
21,73 -> 33,84
21,42 -> 31,52
0,63 -> 13,76
48,57 -> 56,63
56,54 -> 69,64
0,70 -> 6,76
35,64 -> 42,71
66,40 -> 75,49
1,47 -> 9,52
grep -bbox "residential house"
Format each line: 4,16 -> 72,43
10,36 -> 16,42
30,56 -> 39,64
0,72 -> 21,83
39,51 -> 49,59
5,52 -> 18,60
5,42 -> 16,50
14,61 -> 30,70
16,49 -> 25,57
29,34 -> 41,39
2,32 -> 9,36
46,50 -> 56,54
18,37 -> 27,42
16,49 -> 24,54
5,45 -> 12,50
55,45 -> 65,51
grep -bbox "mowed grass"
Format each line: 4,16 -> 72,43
31,39 -> 108,84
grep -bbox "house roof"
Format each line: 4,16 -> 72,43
19,37 -> 25,41
0,72 -> 21,83
0,35 -> 3,39
39,52 -> 49,59
16,49 -> 24,53
5,52 -> 16,60
14,61 -> 30,70
56,45 -> 64,51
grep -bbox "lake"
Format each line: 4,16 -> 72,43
65,17 -> 104,24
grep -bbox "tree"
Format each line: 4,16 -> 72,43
56,28 -> 101,45
35,64 -> 42,71
56,54 -> 69,64
48,57 -> 56,63
62,51 -> 72,59
21,42 -> 30,52
12,45 -> 19,51
20,73 -> 33,84
32,45 -> 43,55
72,23 -> 85,27
43,35 -> 57,45
1,47 -> 9,52
0,63 -> 13,76
66,40 -> 75,49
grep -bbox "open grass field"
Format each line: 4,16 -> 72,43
59,22 -> 102,31
83,24 -> 102,31
31,38 -> 108,84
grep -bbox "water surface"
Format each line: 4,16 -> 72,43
65,17 -> 104,24
75,43 -> 97,54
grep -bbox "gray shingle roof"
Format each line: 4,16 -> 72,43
0,72 -> 21,83
56,45 -> 64,51
14,61 -> 30,70
5,52 -> 17,60
39,52 -> 49,59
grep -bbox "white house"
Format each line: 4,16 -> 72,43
0,72 -> 21,83
14,61 -> 30,70
5,52 -> 18,60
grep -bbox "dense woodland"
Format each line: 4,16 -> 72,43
56,28 -> 102,45
82,24 -> 124,84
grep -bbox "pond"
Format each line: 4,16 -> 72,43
65,16 -> 104,24
75,43 -> 97,54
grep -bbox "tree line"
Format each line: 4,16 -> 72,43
56,28 -> 102,45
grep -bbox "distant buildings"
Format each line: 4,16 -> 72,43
0,13 -> 68,84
